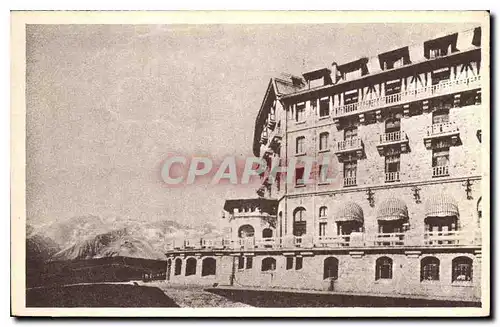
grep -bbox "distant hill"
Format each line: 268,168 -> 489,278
26,224 -> 61,264
28,216 -> 223,261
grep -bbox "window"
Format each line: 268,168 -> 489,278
344,89 -> 359,105
319,98 -> 330,117
319,206 -> 328,218
421,257 -> 440,281
261,257 -> 277,272
385,154 -> 400,182
375,257 -> 393,280
295,167 -> 305,186
238,224 -> 255,238
185,258 -> 197,276
319,222 -> 327,237
238,256 -> 245,270
432,67 -> 451,85
324,257 -> 339,280
310,99 -> 317,113
296,257 -> 303,270
385,79 -> 402,96
432,148 -> 450,176
319,132 -> 329,151
344,127 -> 358,141
174,258 -> 182,276
202,258 -> 216,276
452,257 -> 473,282
286,257 -> 294,270
296,103 -> 306,122
246,257 -> 253,270
296,136 -> 305,154
262,228 -> 273,238
293,207 -> 307,236
343,160 -> 357,186
318,164 -> 329,183
385,118 -> 401,133
432,109 -> 450,124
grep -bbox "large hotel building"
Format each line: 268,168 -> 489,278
165,27 -> 485,302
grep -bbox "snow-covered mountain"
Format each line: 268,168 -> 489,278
27,216 -> 223,261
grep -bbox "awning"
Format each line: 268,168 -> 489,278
377,198 -> 409,221
425,194 -> 459,218
336,202 -> 364,222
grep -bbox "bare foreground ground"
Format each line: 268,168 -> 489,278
147,282 -> 252,307
26,281 -> 251,307
26,281 -> 480,308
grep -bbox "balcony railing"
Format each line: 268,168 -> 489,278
166,229 -> 481,251
379,131 -> 407,144
433,165 -> 449,177
372,232 -> 405,246
426,122 -> 459,137
336,137 -> 362,152
343,176 -> 357,187
333,75 -> 481,117
385,171 -> 400,182
423,230 -> 478,246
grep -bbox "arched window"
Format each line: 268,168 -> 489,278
238,224 -> 255,238
324,257 -> 339,280
421,257 -> 440,281
202,257 -> 216,276
296,136 -> 305,154
262,228 -> 273,238
261,257 -> 277,272
319,206 -> 328,218
185,258 -> 197,276
319,132 -> 329,151
174,258 -> 182,276
293,207 -> 307,236
452,256 -> 473,282
375,256 -> 393,280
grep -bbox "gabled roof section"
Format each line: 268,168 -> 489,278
252,74 -> 305,157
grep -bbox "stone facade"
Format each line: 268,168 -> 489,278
165,26 -> 485,302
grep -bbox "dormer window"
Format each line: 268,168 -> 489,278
378,47 -> 411,71
424,33 -> 459,59
302,68 -> 332,89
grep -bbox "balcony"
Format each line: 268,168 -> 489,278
432,165 -> 449,177
335,137 -> 364,161
332,75 -> 481,118
165,229 -> 480,252
385,171 -> 400,182
343,176 -> 357,187
377,131 -> 409,154
424,122 -> 460,149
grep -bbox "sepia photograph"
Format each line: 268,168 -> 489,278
10,11 -> 490,317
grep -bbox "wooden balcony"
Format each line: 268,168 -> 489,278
332,75 -> 481,118
377,131 -> 409,155
343,176 -> 357,187
335,137 -> 364,161
432,165 -> 449,178
385,171 -> 400,182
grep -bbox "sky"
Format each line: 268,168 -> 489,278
26,23 -> 478,229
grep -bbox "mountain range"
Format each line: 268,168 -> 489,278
27,215 -> 223,262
